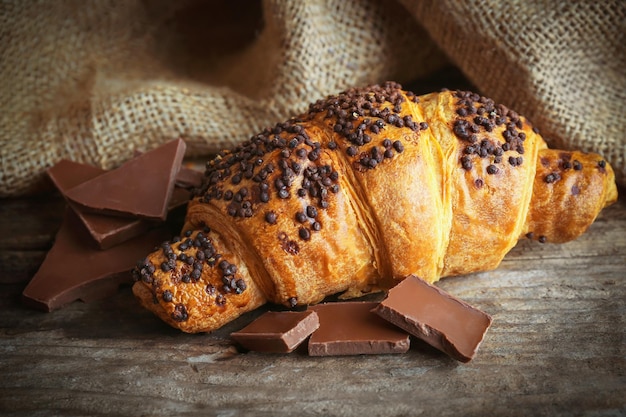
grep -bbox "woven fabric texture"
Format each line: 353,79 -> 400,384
1,0 -> 624,196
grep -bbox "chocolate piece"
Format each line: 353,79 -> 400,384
308,301 -> 410,356
64,138 -> 186,220
231,310 -> 319,353
175,166 -> 204,189
47,159 -> 190,249
22,209 -> 171,312
373,275 -> 492,362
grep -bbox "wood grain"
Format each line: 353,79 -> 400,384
0,190 -> 624,416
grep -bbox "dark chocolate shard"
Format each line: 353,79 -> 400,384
231,310 -> 320,353
373,275 -> 492,362
22,208 -> 171,312
47,159 -> 190,249
308,301 -> 410,356
64,138 -> 186,221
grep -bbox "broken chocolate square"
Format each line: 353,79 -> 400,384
64,138 -> 186,221
308,301 -> 410,356
22,208 -> 171,312
231,310 -> 320,353
372,275 -> 493,362
47,159 -> 191,249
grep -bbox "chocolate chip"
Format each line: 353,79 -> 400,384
235,279 -> 247,294
486,164 -> 499,175
296,211 -> 307,223
508,156 -> 523,167
171,304 -> 188,322
190,269 -> 201,280
461,155 -> 473,170
544,173 -> 561,183
265,211 -> 277,224
308,150 -> 320,161
299,227 -> 311,241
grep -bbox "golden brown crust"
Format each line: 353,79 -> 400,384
132,229 -> 266,333
418,91 -> 545,277
132,83 -> 617,333
522,149 -> 617,243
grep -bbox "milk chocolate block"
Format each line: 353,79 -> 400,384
308,301 -> 410,356
47,160 -> 153,249
231,311 -> 319,353
65,138 -> 186,220
373,275 -> 492,362
47,159 -> 190,249
22,209 -> 171,312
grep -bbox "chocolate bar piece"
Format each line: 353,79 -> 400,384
372,275 -> 492,362
47,159 -> 190,249
47,160 -> 153,249
231,311 -> 319,353
308,301 -> 410,356
22,209 -> 171,312
175,166 -> 204,189
64,138 -> 186,220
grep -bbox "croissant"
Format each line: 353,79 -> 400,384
132,82 -> 617,333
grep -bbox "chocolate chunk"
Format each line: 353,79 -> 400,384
373,275 -> 492,362
64,138 -> 186,220
22,209 -> 171,312
131,152 -> 202,190
175,166 -> 204,189
231,311 -> 320,353
308,301 -> 410,356
47,159 -> 190,249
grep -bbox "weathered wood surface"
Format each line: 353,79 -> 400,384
1,188 -> 624,416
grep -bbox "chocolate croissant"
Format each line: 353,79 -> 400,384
132,82 -> 617,333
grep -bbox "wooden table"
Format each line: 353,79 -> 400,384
1,186 -> 624,416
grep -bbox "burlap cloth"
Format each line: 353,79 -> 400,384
1,0 -> 625,197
